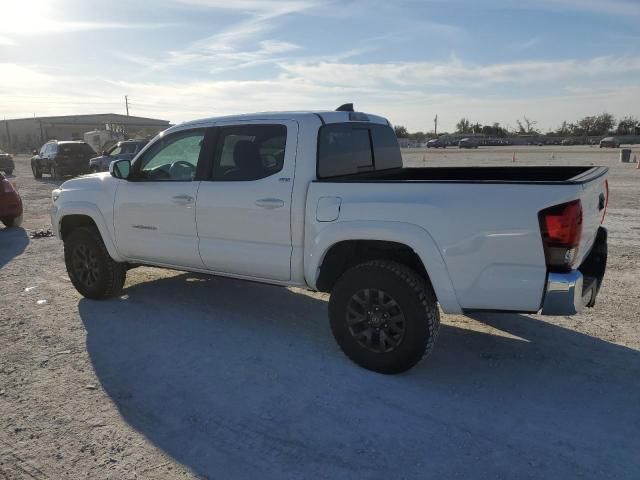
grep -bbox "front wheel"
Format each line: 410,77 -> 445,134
32,163 -> 42,178
64,227 -> 126,299
329,260 -> 440,374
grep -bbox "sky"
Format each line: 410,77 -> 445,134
0,0 -> 639,132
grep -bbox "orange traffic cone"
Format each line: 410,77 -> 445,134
512,152 -> 516,162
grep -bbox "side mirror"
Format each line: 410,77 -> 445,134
32,149 -> 38,155
110,159 -> 131,180
102,150 -> 109,156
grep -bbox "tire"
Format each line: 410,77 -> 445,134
63,227 -> 126,299
5,169 -> 13,176
329,260 -> 440,374
32,163 -> 42,179
1,214 -> 22,228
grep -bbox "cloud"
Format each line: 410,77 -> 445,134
0,36 -> 16,46
278,55 -> 640,88
176,0 -> 323,17
3,21 -> 174,36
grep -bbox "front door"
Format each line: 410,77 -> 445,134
114,128 -> 207,269
196,121 -> 297,281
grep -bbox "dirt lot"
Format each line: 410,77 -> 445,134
1,146 -> 639,479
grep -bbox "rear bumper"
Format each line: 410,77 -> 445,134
541,227 -> 607,315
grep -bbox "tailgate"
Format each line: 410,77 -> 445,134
575,169 -> 608,266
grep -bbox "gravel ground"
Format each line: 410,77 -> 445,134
1,146 -> 639,479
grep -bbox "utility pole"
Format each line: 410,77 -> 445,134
125,95 -> 130,116
434,114 -> 438,136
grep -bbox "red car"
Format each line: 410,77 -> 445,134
0,173 -> 23,228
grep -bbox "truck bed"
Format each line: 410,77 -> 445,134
318,166 -> 607,184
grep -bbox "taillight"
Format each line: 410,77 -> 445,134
539,200 -> 583,272
601,180 -> 609,224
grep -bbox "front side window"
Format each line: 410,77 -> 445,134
137,130 -> 204,181
211,125 -> 286,181
109,145 -> 123,156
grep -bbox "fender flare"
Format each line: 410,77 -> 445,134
53,201 -> 124,262
305,220 -> 462,314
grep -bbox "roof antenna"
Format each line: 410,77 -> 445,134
336,103 -> 354,112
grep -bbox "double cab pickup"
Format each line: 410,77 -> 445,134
50,106 -> 608,373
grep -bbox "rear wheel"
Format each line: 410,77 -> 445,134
1,214 -> 22,228
64,227 -> 126,299
329,260 -> 440,374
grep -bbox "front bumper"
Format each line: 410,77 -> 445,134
541,227 -> 607,315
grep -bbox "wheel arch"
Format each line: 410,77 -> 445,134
306,221 -> 462,314
56,202 -> 123,262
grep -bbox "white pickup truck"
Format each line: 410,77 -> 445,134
50,106 -> 609,373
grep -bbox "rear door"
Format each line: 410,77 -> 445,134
113,127 -> 209,268
196,121 -> 298,281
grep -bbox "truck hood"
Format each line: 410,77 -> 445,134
56,172 -> 120,206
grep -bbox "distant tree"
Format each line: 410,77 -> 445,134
594,113 -> 615,135
456,118 -> 472,134
617,116 -> 639,135
517,116 -> 539,134
408,131 -> 426,141
393,125 -> 409,138
554,121 -> 571,136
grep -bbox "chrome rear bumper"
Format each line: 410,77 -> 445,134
540,227 -> 607,316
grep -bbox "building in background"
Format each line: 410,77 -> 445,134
0,114 -> 171,153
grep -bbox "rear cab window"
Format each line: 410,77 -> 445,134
317,123 -> 402,178
58,143 -> 96,155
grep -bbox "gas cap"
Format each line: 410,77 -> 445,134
316,196 -> 342,222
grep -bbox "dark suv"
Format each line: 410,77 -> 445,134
88,140 -> 148,173
31,141 -> 95,179
0,150 -> 14,175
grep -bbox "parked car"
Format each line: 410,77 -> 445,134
89,140 -> 148,173
561,138 -> 576,146
426,137 -> 448,148
31,141 -> 95,180
0,172 -> 23,228
0,150 -> 15,175
599,137 -> 620,148
50,107 -> 609,374
458,138 -> 479,149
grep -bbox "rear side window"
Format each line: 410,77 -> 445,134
317,123 -> 402,178
211,125 -> 286,181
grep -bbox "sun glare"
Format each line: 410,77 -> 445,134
2,0 -> 53,34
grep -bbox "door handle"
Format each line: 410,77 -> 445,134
172,194 -> 194,204
255,198 -> 285,209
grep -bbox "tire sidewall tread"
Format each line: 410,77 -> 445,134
329,260 -> 440,374
64,227 -> 126,299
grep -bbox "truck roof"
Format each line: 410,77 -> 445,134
177,110 -> 391,130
